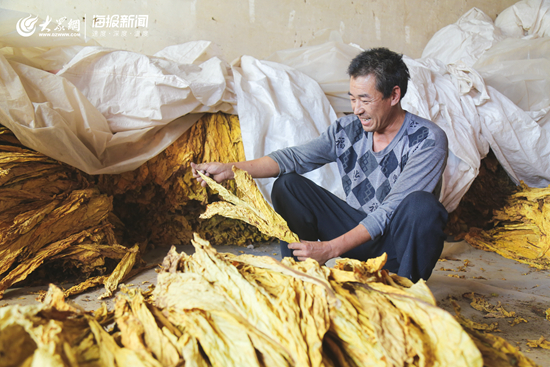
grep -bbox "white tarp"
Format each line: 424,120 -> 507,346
2,1 -> 550,211
495,0 -> 550,38
0,10 -> 237,174
421,0 -> 550,194
232,55 -> 344,201
265,33 -> 363,116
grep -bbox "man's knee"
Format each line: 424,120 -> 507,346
398,191 -> 448,226
271,173 -> 301,204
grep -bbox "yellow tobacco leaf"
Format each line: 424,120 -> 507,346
168,308 -> 272,367
199,166 -> 299,243
100,244 -> 140,299
0,232 -> 84,298
0,284 -> 92,366
87,315 -> 161,367
229,253 -> 337,303
465,182 -> 550,269
96,113 -> 263,248
93,302 -> 113,324
0,234 -> 537,367
157,235 -> 488,366
509,317 -> 528,326
469,295 -> 517,319
526,336 -> 550,350
115,292 -> 180,366
155,249 -> 295,365
448,274 -> 465,278
464,318 -> 501,332
41,283 -> 80,313
64,275 -> 110,298
230,255 -> 333,366
128,290 -> 181,365
186,234 -> 311,365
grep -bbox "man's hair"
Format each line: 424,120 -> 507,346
347,47 -> 410,101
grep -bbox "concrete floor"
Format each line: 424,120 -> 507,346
2,240 -> 549,365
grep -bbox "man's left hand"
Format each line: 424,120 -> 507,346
287,240 -> 335,265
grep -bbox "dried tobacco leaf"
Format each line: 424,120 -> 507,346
64,275 -> 109,298
153,234 -> 485,367
509,317 -> 528,326
468,294 -> 517,319
0,284 -> 90,366
0,224 -> 112,298
100,244 -> 140,299
0,126 -> 133,296
460,317 -> 501,333
97,113 -> 268,247
526,336 -> 550,350
1,115 -> 267,299
0,236 -> 537,367
115,291 -> 177,366
199,167 -> 299,244
87,315 -> 159,367
465,182 -> 550,269
0,186 -> 118,298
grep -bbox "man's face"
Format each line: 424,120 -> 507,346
349,74 -> 395,133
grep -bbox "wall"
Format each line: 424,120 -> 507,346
0,0 -> 518,61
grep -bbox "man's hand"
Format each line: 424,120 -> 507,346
288,225 -> 372,265
190,162 -> 234,186
191,157 -> 280,186
288,240 -> 336,265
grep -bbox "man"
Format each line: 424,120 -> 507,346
192,47 -> 448,282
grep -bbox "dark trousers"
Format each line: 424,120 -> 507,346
271,173 -> 448,282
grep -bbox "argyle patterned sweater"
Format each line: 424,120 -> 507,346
268,111 -> 448,239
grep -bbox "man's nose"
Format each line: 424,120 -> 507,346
353,103 -> 364,115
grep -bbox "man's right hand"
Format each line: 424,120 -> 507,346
190,162 -> 234,187
191,156 -> 280,186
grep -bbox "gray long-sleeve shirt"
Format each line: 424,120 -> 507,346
267,111 -> 448,240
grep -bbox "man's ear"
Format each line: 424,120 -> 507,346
390,86 -> 401,106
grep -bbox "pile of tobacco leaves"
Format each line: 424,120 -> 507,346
0,236 -> 537,366
0,113 -> 270,298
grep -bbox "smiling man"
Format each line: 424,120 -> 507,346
192,48 -> 449,282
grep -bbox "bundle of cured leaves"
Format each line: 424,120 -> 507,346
1,163 -> 536,366
97,113 -> 271,248
0,114 -> 269,298
0,126 -> 138,299
465,182 -> 550,270
0,234 -> 536,367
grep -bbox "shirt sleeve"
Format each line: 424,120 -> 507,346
267,123 -> 339,176
360,130 -> 448,239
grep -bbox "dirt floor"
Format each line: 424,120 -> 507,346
429,240 -> 550,366
2,240 -> 549,366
